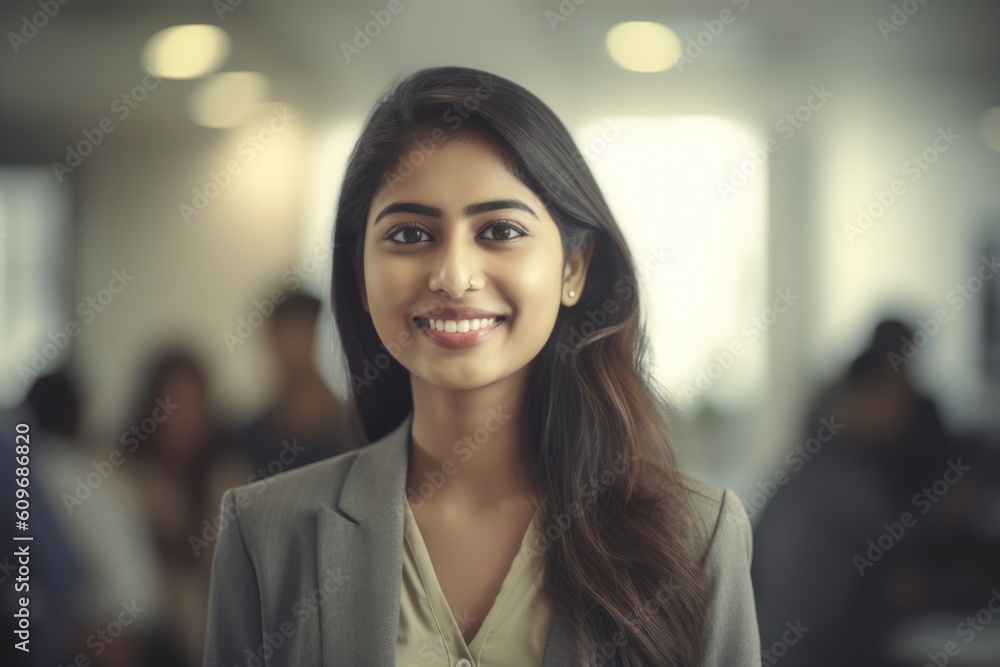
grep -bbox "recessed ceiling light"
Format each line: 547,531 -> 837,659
606,21 -> 682,73
190,72 -> 271,128
142,24 -> 230,79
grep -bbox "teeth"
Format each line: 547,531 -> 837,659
421,317 -> 500,332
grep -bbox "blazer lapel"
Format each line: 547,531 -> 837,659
316,410 -> 574,666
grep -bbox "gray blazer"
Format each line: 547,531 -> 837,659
203,411 -> 761,666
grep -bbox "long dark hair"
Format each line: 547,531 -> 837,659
331,66 -> 712,666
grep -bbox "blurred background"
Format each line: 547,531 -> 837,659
1,0 -> 999,665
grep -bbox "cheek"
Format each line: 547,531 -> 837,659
503,255 -> 563,335
364,257 -> 415,330
365,251 -> 407,298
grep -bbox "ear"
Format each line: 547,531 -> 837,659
562,231 -> 595,306
355,260 -> 370,313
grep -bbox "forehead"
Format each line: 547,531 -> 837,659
368,132 -> 535,219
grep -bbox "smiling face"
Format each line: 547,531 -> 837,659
358,130 -> 592,391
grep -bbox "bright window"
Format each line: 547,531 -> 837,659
575,116 -> 769,414
0,166 -> 72,406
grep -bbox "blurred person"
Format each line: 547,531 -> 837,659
831,319 -> 951,499
0,371 -> 87,667
228,289 -> 359,482
751,318 -> 955,666
121,347 -> 245,667
204,66 -> 760,666
15,369 -> 172,667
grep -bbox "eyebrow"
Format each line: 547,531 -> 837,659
373,199 -> 538,225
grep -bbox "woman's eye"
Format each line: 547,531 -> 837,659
385,220 -> 527,244
387,224 -> 431,244
480,220 -> 528,242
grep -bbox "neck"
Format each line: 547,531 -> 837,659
406,368 -> 541,511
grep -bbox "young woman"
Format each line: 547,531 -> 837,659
204,66 -> 760,667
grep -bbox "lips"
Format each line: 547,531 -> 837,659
414,314 -> 506,349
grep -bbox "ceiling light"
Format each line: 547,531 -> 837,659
606,21 -> 682,73
190,72 -> 271,128
142,24 -> 230,79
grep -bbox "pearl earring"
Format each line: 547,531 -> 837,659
568,290 -> 575,298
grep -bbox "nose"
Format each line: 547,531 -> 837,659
427,235 -> 480,297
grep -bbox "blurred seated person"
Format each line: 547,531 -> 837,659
819,318 -> 952,500
751,317 -> 954,666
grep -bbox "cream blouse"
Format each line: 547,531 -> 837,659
396,499 -> 551,667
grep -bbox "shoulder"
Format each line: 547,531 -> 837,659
674,471 -> 762,665
212,443 -> 370,542
676,470 -> 753,566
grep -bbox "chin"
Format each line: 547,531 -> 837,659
414,366 -> 497,391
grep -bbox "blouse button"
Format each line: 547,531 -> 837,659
457,660 -> 472,667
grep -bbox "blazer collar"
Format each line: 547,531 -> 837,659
316,410 -> 573,665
